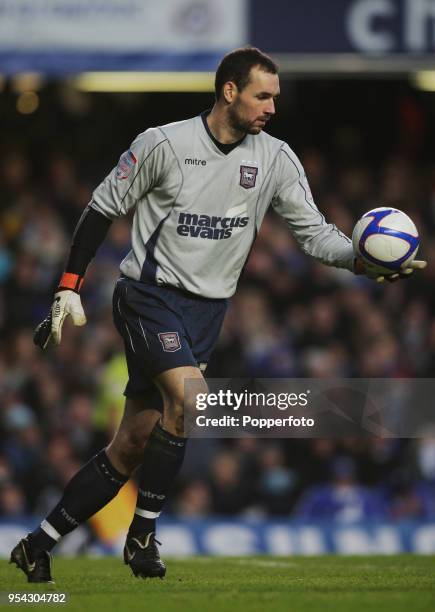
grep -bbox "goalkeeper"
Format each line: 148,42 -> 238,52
10,46 -> 426,584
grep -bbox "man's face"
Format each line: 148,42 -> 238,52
226,66 -> 280,135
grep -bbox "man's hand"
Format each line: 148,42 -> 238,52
34,290 -> 87,349
355,256 -> 427,283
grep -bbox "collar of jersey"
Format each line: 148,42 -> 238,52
200,110 -> 246,156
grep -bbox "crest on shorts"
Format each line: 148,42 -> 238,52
116,150 -> 137,180
239,165 -> 258,189
158,332 -> 181,352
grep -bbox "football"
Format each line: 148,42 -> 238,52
352,207 -> 420,274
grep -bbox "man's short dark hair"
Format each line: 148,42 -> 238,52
214,47 -> 278,101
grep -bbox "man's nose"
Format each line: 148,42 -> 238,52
265,99 -> 275,115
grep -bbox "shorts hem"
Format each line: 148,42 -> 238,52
123,359 -> 198,399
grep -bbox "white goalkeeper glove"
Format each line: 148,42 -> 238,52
374,259 -> 427,283
34,290 -> 87,349
51,290 -> 87,344
355,257 -> 427,283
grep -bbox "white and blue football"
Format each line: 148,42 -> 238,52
352,207 -> 419,274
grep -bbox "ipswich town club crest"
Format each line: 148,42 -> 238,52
158,332 -> 181,352
239,165 -> 258,189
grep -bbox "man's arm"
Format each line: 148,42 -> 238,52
272,145 -> 426,281
62,206 -> 113,289
34,207 -> 112,348
34,128 -> 169,349
272,145 -> 355,271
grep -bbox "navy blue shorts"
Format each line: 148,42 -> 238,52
112,276 -> 227,400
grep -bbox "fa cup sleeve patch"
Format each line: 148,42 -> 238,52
116,150 -> 137,180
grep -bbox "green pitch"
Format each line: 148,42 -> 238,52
1,555 -> 434,612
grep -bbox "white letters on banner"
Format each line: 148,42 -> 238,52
0,522 -> 434,556
347,0 -> 435,52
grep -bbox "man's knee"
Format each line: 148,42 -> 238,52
107,428 -> 150,473
162,396 -> 184,436
154,366 -> 207,437
162,388 -> 201,436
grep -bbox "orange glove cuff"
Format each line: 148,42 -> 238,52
58,272 -> 84,292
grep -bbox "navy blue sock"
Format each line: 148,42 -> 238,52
29,450 -> 128,552
128,423 -> 187,537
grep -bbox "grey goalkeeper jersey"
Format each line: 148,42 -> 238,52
90,114 -> 354,298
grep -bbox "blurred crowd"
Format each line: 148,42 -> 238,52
1,113 -> 435,532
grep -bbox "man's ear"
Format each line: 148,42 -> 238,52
223,81 -> 237,103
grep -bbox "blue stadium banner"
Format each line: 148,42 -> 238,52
2,1 -> 435,74
0,0 -> 247,74
1,519 -> 435,556
251,0 -> 435,54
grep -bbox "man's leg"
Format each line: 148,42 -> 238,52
124,366 -> 207,577
10,397 -> 160,583
105,397 -> 161,474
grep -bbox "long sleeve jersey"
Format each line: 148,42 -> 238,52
90,113 -> 354,298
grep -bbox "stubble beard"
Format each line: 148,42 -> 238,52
227,103 -> 261,136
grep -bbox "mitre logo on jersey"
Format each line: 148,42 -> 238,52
116,150 -> 137,180
158,332 -> 181,352
176,213 -> 249,240
240,165 -> 258,189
